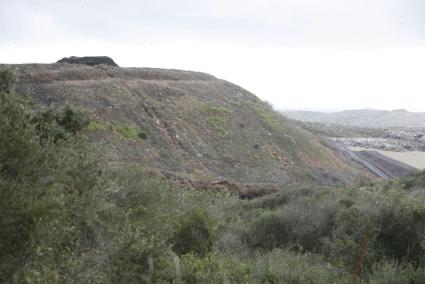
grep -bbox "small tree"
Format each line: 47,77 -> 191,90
0,68 -> 17,94
173,210 -> 214,256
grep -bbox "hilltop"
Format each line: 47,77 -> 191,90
9,62 -> 368,191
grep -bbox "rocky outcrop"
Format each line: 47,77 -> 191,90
57,56 -> 119,67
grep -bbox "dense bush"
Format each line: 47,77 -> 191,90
368,261 -> 425,284
31,105 -> 89,143
0,79 -> 105,281
172,210 -> 215,256
138,130 -> 148,139
0,67 -> 16,93
242,182 -> 425,282
247,196 -> 337,250
180,249 -> 352,283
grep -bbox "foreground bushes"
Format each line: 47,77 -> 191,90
180,249 -> 352,284
0,85 -> 105,281
242,182 -> 425,282
2,69 -> 425,283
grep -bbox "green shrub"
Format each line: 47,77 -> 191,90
180,250 -> 351,284
246,211 -> 286,249
0,89 -> 106,281
60,105 -> 89,134
322,186 -> 425,268
138,130 -> 148,139
0,91 -> 41,179
173,210 -> 215,256
181,253 -> 250,283
105,166 -> 181,283
0,68 -> 17,93
247,197 -> 337,251
374,191 -> 425,263
31,105 -> 88,143
368,260 -> 425,284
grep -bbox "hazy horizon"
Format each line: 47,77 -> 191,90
279,107 -> 425,113
2,0 -> 425,111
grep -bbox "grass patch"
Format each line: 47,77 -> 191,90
200,103 -> 229,134
255,106 -> 282,131
207,116 -> 226,133
87,120 -> 108,131
200,103 -> 230,115
88,120 -> 141,140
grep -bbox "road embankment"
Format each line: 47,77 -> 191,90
323,138 -> 418,179
355,150 -> 418,178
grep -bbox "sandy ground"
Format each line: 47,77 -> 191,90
349,147 -> 425,170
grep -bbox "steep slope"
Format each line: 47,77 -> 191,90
10,63 -> 368,188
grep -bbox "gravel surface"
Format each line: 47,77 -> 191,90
350,147 -> 425,170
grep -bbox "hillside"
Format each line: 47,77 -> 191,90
284,109 -> 425,128
9,62 -> 368,189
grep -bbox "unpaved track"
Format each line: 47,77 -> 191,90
324,138 -> 417,179
349,147 -> 425,170
356,151 -> 418,178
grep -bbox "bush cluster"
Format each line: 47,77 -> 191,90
242,182 -> 425,282
31,106 -> 89,143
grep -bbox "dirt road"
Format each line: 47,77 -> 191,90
324,139 -> 418,179
356,150 -> 418,178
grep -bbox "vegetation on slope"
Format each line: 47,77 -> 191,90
88,120 -> 141,140
10,63 -> 369,187
2,68 -> 425,283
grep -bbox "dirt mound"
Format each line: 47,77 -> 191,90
57,56 -> 119,67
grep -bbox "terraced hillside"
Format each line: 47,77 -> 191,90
9,63 -> 369,188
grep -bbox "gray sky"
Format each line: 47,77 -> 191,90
2,0 -> 425,111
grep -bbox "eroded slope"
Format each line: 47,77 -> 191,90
12,63 -> 368,187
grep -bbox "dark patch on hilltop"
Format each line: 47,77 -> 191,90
57,56 -> 119,67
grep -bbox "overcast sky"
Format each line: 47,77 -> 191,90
1,0 -> 425,111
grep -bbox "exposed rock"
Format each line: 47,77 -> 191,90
57,56 -> 119,67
